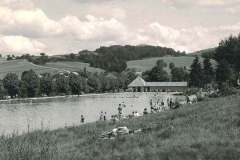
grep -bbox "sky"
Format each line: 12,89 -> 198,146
0,0 -> 239,55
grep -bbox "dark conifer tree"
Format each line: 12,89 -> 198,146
216,60 -> 233,84
189,56 -> 203,87
202,57 -> 215,86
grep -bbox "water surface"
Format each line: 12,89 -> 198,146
0,92 -> 182,135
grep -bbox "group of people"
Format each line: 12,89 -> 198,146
80,96 -> 177,125
149,97 -> 174,113
99,111 -> 107,121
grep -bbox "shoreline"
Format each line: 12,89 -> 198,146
0,92 -> 122,105
0,92 -> 183,105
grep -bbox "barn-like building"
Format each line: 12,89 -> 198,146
128,76 -> 188,92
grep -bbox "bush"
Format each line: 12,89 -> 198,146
185,88 -> 199,96
218,83 -> 237,96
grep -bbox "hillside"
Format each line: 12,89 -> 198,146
44,61 -> 104,73
0,95 -> 239,159
0,59 -> 62,79
0,59 -> 103,79
127,56 -> 216,73
77,45 -> 186,72
189,48 -> 216,58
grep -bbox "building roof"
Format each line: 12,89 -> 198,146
145,82 -> 187,87
128,76 -> 187,87
128,76 -> 146,87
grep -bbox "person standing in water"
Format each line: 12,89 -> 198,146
118,104 -> 123,118
143,108 -> 148,115
81,115 -> 85,123
103,112 -> 107,121
99,111 -> 104,121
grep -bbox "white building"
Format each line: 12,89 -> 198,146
128,76 -> 188,92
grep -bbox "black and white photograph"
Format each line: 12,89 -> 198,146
0,0 -> 239,159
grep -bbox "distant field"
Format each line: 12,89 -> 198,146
0,60 -> 103,79
0,59 -> 63,79
127,56 -> 216,72
44,61 -> 104,73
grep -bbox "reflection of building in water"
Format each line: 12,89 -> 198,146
128,76 -> 188,92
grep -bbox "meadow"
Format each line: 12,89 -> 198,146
44,61 -> 104,73
0,59 -> 103,79
0,59 -> 60,79
0,94 -> 239,160
127,56 -> 216,72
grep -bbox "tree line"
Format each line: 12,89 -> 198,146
0,69 -> 137,99
8,45 -> 186,73
189,34 -> 240,89
142,33 -> 240,91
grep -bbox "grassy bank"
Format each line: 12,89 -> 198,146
0,95 -> 240,160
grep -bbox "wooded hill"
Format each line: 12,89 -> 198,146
13,45 -> 185,73
78,45 -> 186,72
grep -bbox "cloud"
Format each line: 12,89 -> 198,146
0,7 -> 63,38
197,0 -> 225,6
160,0 -> 240,8
127,22 -> 240,52
0,35 -> 46,53
60,15 -> 128,41
0,0 -> 239,54
0,0 -> 37,9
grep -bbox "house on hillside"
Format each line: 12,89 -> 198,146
128,76 -> 188,92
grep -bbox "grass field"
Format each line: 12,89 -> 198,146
0,95 -> 239,160
44,61 -> 104,73
0,59 -> 62,79
0,59 -> 104,79
127,56 -> 216,72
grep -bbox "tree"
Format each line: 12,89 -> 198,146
202,57 -> 215,86
21,70 -> 40,97
169,62 -> 175,70
171,67 -> 189,82
87,74 -> 102,92
216,60 -> 233,84
144,60 -> 169,81
69,73 -> 83,95
0,80 -> 7,99
6,55 -> 13,61
54,74 -> 70,94
3,73 -> 20,98
19,81 -> 28,98
34,53 -> 49,65
40,73 -> 52,96
214,34 -> 240,72
189,56 -> 203,87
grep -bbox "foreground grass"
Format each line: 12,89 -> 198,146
0,95 -> 240,160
